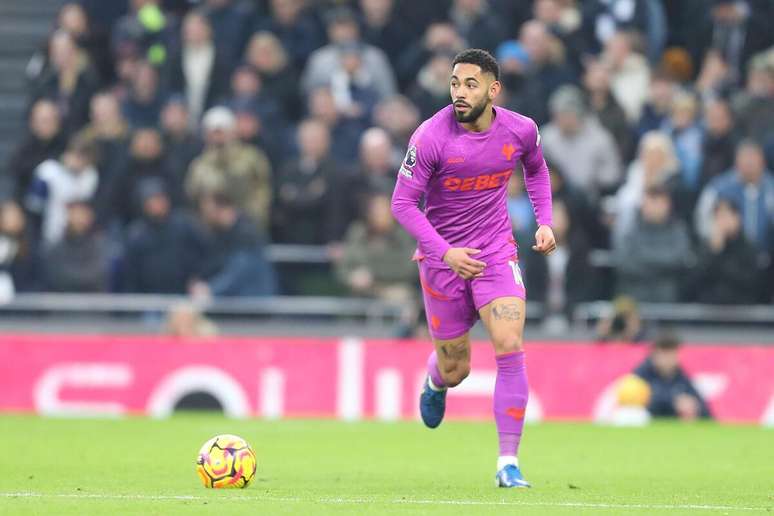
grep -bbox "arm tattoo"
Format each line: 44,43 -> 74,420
492,303 -> 521,321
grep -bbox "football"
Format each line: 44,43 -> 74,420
195,434 -> 257,488
616,374 -> 651,407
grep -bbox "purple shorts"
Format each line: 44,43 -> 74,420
418,258 -> 526,340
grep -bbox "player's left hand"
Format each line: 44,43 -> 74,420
532,225 -> 556,255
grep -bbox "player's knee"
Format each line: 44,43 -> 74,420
443,363 -> 470,388
493,334 -> 523,354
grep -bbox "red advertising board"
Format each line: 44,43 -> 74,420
1,335 -> 772,424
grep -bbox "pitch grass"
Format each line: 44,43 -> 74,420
0,415 -> 771,515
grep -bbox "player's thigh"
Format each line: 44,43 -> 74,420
479,296 -> 527,355
418,262 -> 477,341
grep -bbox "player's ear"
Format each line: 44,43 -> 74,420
489,80 -> 501,101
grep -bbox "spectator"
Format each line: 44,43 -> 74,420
123,178 -> 204,294
533,0 -> 586,74
159,97 -> 203,204
699,98 -> 737,189
547,162 -> 605,248
614,184 -> 694,302
695,140 -> 774,253
408,52 -> 454,120
693,0 -> 771,84
358,0 -> 414,64
302,7 -> 396,101
0,201 -> 39,296
166,10 -> 230,125
583,59 -> 634,162
731,51 -> 774,161
637,71 -> 677,139
580,0 -> 650,56
396,22 -> 465,90
448,0 -> 506,54
685,198 -> 761,303
226,64 -> 285,133
56,2 -> 112,84
662,90 -> 704,194
105,128 -> 174,226
372,95 -> 421,150
29,30 -> 100,135
112,0 -> 174,67
517,20 -> 575,125
164,302 -> 218,338
595,296 -> 647,343
77,92 -> 131,193
5,100 -> 67,202
633,331 -> 712,420
200,0 -> 253,65
494,41 -> 552,129
273,119 -> 345,244
695,50 -> 733,100
351,127 -> 400,221
335,192 -> 417,304
522,198 -> 592,330
613,131 -> 681,245
307,86 -> 367,162
190,191 -> 277,298
41,200 -> 108,292
255,0 -> 324,69
122,60 -> 165,127
231,104 -> 284,169
186,107 -> 273,230
541,85 -> 622,200
26,135 -> 99,245
506,173 -> 535,241
327,43 -> 382,128
601,31 -> 651,123
244,31 -> 301,122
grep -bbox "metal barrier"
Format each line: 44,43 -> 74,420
574,301 -> 774,325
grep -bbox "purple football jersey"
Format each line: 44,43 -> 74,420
392,105 -> 552,268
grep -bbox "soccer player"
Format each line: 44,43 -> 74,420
390,49 -> 555,488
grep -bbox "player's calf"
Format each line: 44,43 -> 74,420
491,334 -> 523,355
440,363 -> 470,388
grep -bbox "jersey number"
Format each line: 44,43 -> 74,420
508,260 -> 523,286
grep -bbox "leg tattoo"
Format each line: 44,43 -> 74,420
491,303 -> 521,322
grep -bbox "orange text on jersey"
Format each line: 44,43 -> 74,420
442,169 -> 512,192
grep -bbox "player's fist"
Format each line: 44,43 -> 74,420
443,247 -> 486,280
532,225 -> 556,255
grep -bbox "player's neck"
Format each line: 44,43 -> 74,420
461,105 -> 495,133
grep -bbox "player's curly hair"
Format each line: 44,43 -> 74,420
452,48 -> 500,81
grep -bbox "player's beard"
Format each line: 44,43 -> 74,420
453,98 -> 489,123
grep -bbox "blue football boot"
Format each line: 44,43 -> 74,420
495,464 -> 531,488
419,377 -> 446,428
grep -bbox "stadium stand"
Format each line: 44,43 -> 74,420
0,0 -> 772,339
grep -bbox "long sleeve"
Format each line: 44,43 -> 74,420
391,180 -> 451,262
520,121 -> 553,227
390,125 -> 451,263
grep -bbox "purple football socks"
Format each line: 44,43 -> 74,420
494,351 -> 528,457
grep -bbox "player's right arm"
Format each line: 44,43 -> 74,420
390,130 -> 485,279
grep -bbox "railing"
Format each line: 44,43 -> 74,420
0,293 -> 401,321
265,244 -> 332,263
1,246 -> 770,327
574,301 -> 774,325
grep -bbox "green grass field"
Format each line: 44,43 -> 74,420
0,415 -> 771,515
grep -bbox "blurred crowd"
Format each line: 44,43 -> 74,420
0,0 -> 772,325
